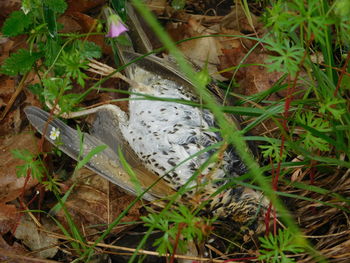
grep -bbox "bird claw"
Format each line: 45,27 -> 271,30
88,59 -> 117,77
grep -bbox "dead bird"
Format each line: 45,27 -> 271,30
25,4 -> 267,230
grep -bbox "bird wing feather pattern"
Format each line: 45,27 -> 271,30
24,106 -> 175,201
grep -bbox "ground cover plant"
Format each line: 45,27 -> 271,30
0,0 -> 349,262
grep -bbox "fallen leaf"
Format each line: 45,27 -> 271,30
145,0 -> 167,15
237,53 -> 283,98
0,203 -> 20,234
70,12 -> 112,56
14,214 -> 58,259
0,235 -> 30,263
0,70 -> 41,135
66,0 -> 105,14
55,168 -> 143,238
0,76 -> 16,109
167,18 -> 228,81
57,15 -> 82,33
0,0 -> 21,27
217,46 -> 247,80
0,38 -> 15,65
220,4 -> 263,33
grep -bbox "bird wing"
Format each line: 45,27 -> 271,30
24,106 -> 175,201
89,106 -> 177,197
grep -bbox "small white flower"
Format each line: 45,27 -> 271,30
49,127 -> 60,140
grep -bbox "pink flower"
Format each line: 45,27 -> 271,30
104,7 -> 128,38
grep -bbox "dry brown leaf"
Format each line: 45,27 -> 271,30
68,12 -> 98,33
0,0 -> 21,27
73,12 -> 112,55
0,235 -> 30,263
217,47 -> 247,80
145,0 -> 167,15
237,53 -> 283,97
220,4 -> 262,33
167,18 -> 228,81
166,9 -> 261,82
57,15 -> 82,33
61,12 -> 113,56
0,38 -> 15,65
55,168 -> 143,238
14,214 -> 58,259
0,203 -> 20,234
0,71 -> 42,135
0,132 -> 39,203
66,0 -> 105,14
0,76 -> 16,109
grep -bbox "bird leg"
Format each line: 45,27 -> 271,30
45,59 -> 138,119
88,59 -> 149,91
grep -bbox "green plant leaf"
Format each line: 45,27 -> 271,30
11,149 -> 45,182
76,40 -> 102,59
296,111 -> 331,151
1,10 -> 32,37
27,84 -> 45,102
1,49 -> 41,76
44,38 -> 62,67
265,38 -> 304,77
259,229 -> 305,262
171,0 -> 186,10
260,138 -> 289,162
44,0 -> 67,14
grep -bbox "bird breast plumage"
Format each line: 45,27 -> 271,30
119,67 -> 245,191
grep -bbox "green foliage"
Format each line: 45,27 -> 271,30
44,0 -> 68,14
265,39 -> 304,77
75,144 -> 107,171
1,0 -> 102,112
55,40 -> 101,87
0,49 -> 41,76
56,51 -> 89,87
263,0 -> 344,79
141,205 -> 212,254
260,138 -> 289,162
1,11 -> 32,37
43,38 -> 62,67
334,0 -> 350,17
319,97 -> 346,120
42,177 -> 62,192
74,40 -> 102,59
42,78 -> 71,101
261,0 -> 349,161
197,66 -> 211,87
296,111 -> 331,152
264,0 -> 332,44
290,0 -> 332,45
27,83 -> 45,102
333,0 -> 350,44
11,149 -> 45,182
171,0 -> 186,10
42,77 -> 81,113
58,94 -> 82,113
110,0 -> 127,20
259,229 -> 305,263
